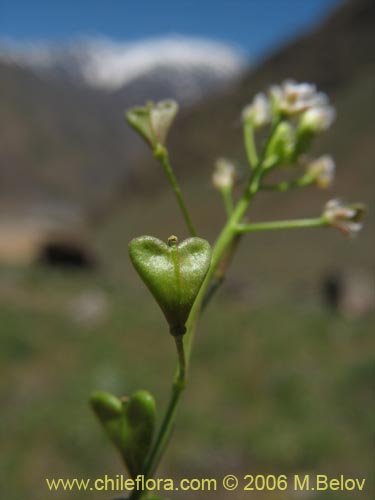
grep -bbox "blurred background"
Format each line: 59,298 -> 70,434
0,0 -> 373,499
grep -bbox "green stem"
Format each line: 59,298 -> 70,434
202,234 -> 241,312
155,147 -> 197,236
261,176 -> 313,192
142,131 -> 272,486
140,117 -> 299,488
140,184 -> 256,490
243,120 -> 258,168
236,217 -> 327,233
184,173 -> 263,362
174,335 -> 187,387
221,187 -> 234,217
133,337 -> 186,500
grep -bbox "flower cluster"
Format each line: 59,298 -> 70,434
243,79 -> 335,133
270,81 -> 332,117
240,80 -> 337,181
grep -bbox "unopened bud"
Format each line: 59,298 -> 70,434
212,158 -> 236,190
242,93 -> 271,128
299,105 -> 336,133
306,156 -> 335,189
323,199 -> 366,236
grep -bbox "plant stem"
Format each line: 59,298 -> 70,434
221,187 -> 234,217
202,234 -> 241,311
236,217 -> 327,233
185,165 -> 264,363
174,335 -> 187,387
243,120 -> 258,167
261,176 -> 313,192
155,148 -> 197,236
141,118 -> 316,488
142,130 -> 271,486
131,337 -> 186,500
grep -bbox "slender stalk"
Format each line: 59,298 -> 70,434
131,337 -> 186,500
236,217 -> 327,233
155,147 -> 197,236
141,130 -> 273,489
185,167 -> 264,363
146,336 -> 186,477
221,187 -> 234,217
261,176 -> 313,192
202,234 -> 241,311
243,120 -> 258,168
140,118 -> 319,491
174,335 -> 187,387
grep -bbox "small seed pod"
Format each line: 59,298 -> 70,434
90,390 -> 156,477
128,235 -> 211,336
126,100 -> 178,148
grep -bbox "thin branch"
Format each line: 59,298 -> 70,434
236,217 -> 327,233
155,148 -> 197,236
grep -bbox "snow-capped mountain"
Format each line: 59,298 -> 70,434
0,36 -> 247,104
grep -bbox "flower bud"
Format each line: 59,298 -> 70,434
242,93 -> 271,128
266,121 -> 295,165
299,105 -> 336,133
305,156 -> 335,189
323,199 -> 366,236
126,100 -> 178,148
212,158 -> 236,190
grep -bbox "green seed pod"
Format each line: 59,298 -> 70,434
126,100 -> 178,148
90,390 -> 156,477
125,390 -> 156,477
90,390 -> 123,419
128,235 -> 211,336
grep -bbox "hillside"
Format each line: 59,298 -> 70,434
0,38 -> 244,215
163,0 -> 374,202
0,0 -> 373,220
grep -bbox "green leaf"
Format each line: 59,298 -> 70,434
128,236 -> 211,336
90,390 -> 156,477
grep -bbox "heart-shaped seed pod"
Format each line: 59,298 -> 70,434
128,236 -> 211,336
90,390 -> 156,477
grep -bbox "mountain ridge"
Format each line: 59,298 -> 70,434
0,0 -> 373,222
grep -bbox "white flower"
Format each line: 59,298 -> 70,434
212,158 -> 236,190
306,156 -> 335,188
323,199 -> 366,236
300,105 -> 336,132
242,93 -> 271,128
270,80 -> 329,116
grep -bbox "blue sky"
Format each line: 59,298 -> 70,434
0,0 -> 344,60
